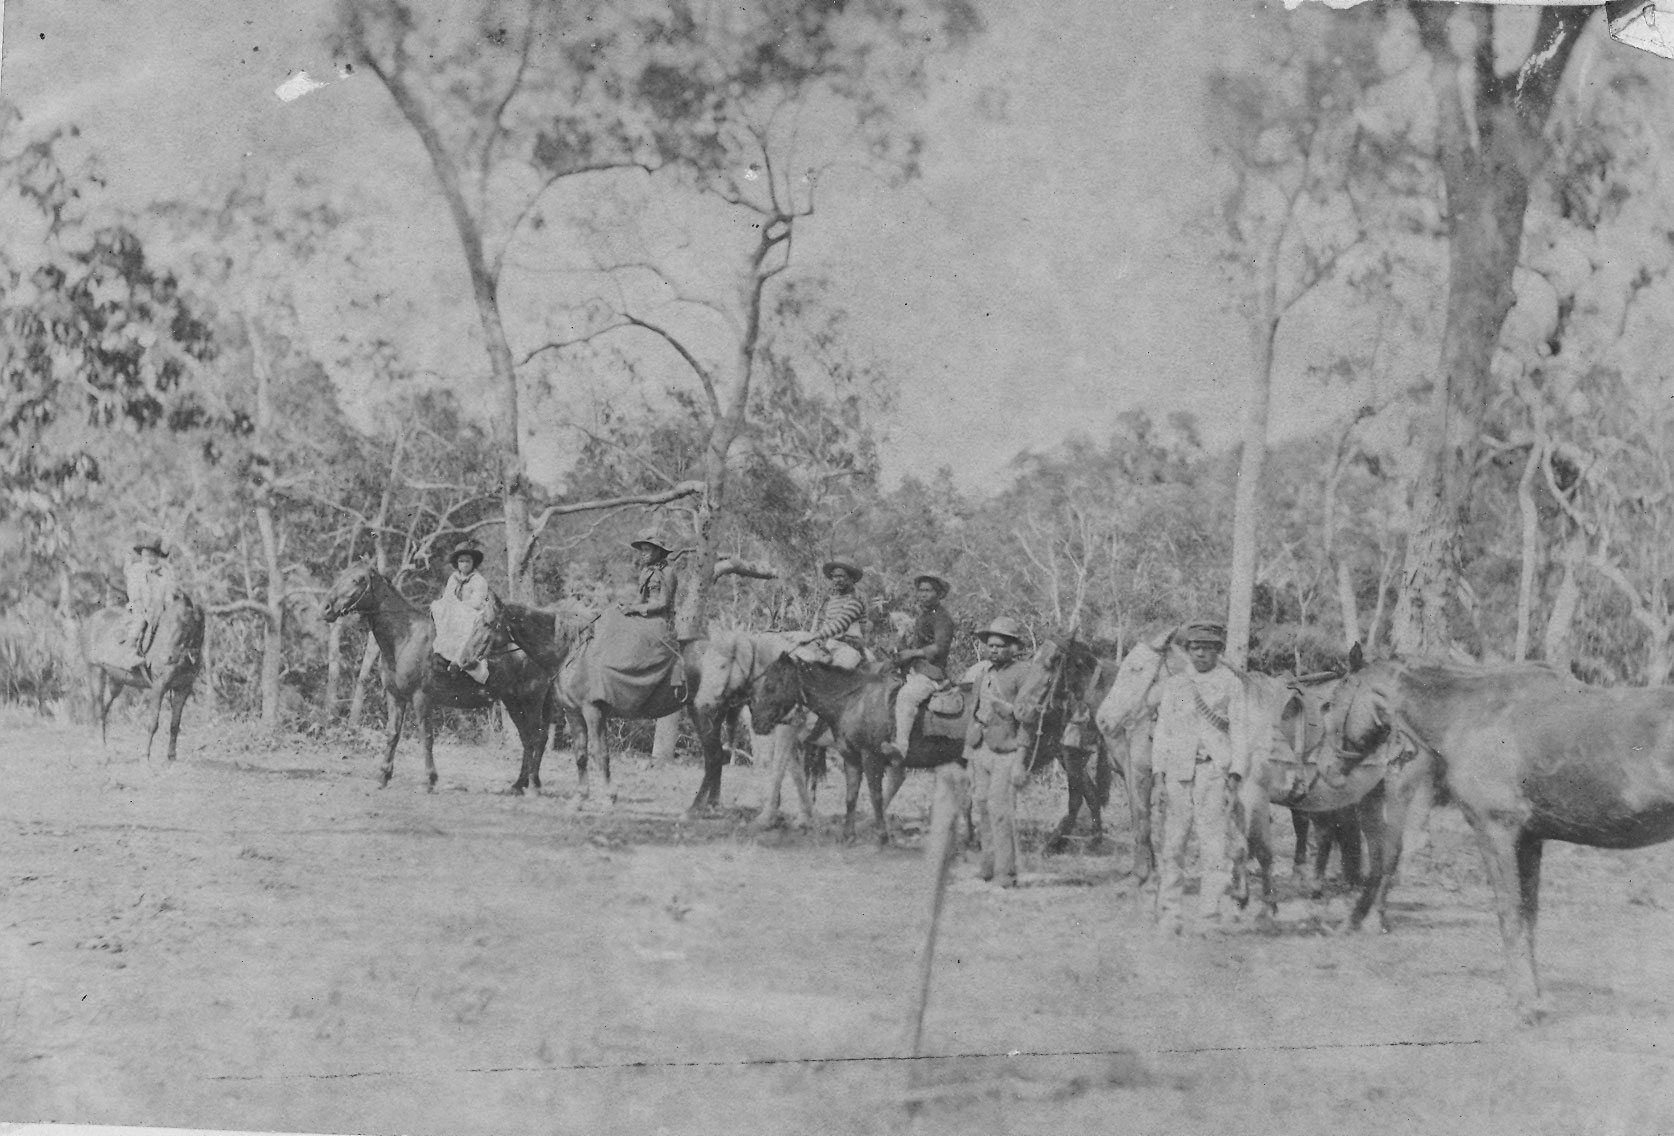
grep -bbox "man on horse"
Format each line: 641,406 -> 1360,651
788,557 -> 868,670
429,542 -> 495,683
1152,618 -> 1255,935
623,527 -> 681,628
965,616 -> 1037,888
882,573 -> 957,760
118,533 -> 178,669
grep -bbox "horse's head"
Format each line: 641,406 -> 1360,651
1095,630 -> 1190,736
1324,647 -> 1393,771
748,654 -> 805,735
696,631 -> 789,714
323,561 -> 377,623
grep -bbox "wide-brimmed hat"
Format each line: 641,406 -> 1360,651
628,526 -> 675,555
450,542 -> 486,570
133,534 -> 168,557
822,557 -> 863,581
978,616 -> 1026,646
1182,618 -> 1227,646
912,573 -> 951,598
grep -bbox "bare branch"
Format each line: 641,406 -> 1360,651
713,557 -> 777,582
528,480 -> 706,541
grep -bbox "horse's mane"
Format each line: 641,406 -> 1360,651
1385,656 -> 1573,691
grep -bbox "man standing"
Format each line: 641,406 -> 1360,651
789,558 -> 868,670
430,542 -> 495,683
884,573 -> 957,759
1151,619 -> 1256,935
120,534 -> 177,667
964,617 -> 1038,888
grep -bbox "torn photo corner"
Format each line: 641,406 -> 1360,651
1282,0 -> 1674,61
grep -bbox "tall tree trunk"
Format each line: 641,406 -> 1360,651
1227,310 -> 1280,669
355,44 -> 535,602
1392,6 -> 1590,656
1542,532 -> 1583,673
245,311 -> 285,728
1513,442 -> 1542,661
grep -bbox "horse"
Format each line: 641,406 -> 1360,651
1093,630 -> 1193,881
1230,669 -> 1388,920
694,631 -> 828,830
321,562 -> 564,793
1324,651 -> 1661,1022
80,591 -> 205,762
1027,637 -> 1120,853
1093,630 -> 1387,909
750,652 -> 1057,845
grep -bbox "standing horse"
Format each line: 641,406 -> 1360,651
751,653 -> 1056,844
694,631 -> 827,830
321,562 -> 562,792
1093,630 -> 1194,881
1324,653 -> 1659,1022
1029,637 -> 1120,853
81,591 -> 205,762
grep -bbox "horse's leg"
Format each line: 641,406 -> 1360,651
1467,812 -> 1546,1022
903,760 -> 971,1060
1241,783 -> 1276,920
569,708 -> 591,808
99,675 -> 121,756
880,753 -> 907,815
1047,750 -> 1087,854
685,705 -> 724,813
1349,769 -> 1419,934
506,699 -> 544,797
841,755 -> 864,844
1513,830 -> 1547,1023
165,684 -> 188,762
143,682 -> 166,763
380,692 -> 405,788
785,727 -> 818,829
416,690 -> 437,792
589,705 -> 615,809
1337,808 -> 1364,888
1291,812 -> 1311,877
866,752 -> 891,845
1126,728 -> 1157,884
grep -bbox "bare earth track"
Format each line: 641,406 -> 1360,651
3,716 -> 1674,1134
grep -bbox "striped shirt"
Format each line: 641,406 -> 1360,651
808,593 -> 866,642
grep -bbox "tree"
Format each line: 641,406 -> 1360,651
0,109 -> 218,610
515,0 -> 970,636
1206,4 -> 1424,665
1391,5 -> 1593,654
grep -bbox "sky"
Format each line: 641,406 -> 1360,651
0,0 -> 1628,495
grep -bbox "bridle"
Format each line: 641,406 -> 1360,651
330,570 -> 376,619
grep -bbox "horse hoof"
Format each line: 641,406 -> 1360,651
1516,999 -> 1552,1026
501,785 -> 526,797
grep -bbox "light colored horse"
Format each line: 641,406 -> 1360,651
694,630 -> 824,829
1093,629 -> 1192,881
81,592 -> 205,762
1094,630 -> 1386,906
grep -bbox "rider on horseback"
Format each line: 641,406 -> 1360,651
788,558 -> 868,670
119,533 -> 178,669
623,526 -> 685,703
430,542 -> 495,684
882,573 -> 957,760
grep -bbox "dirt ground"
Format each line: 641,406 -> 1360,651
4,708 -> 1674,1136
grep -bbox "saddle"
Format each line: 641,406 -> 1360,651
920,685 -> 968,741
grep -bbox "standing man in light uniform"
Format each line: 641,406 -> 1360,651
1151,619 -> 1257,934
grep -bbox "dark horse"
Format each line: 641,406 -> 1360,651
321,562 -> 565,792
81,591 -> 205,762
1325,651 -> 1669,1022
750,654 -> 1056,844
1028,637 -> 1119,854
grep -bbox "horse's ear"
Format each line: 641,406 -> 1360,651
1348,642 -> 1365,673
